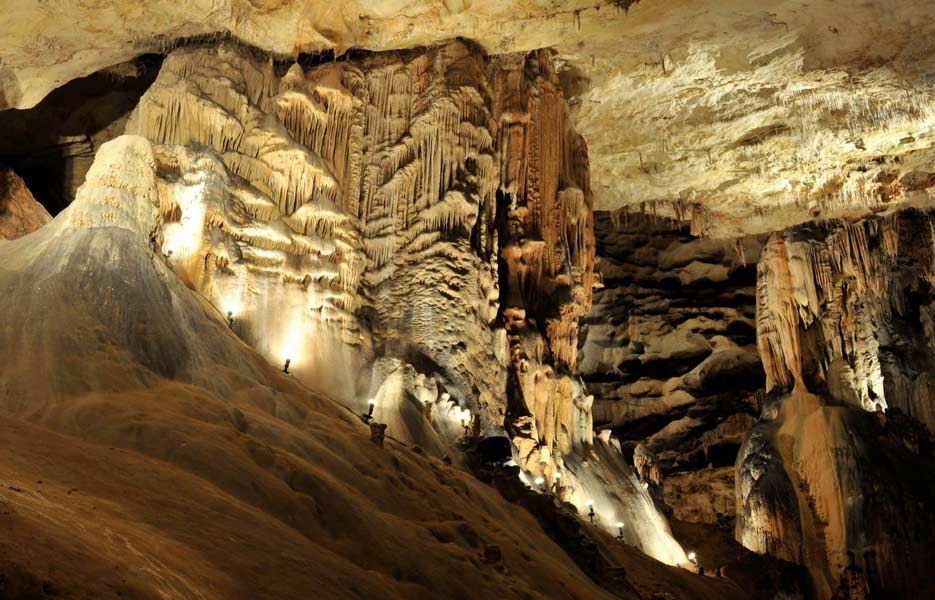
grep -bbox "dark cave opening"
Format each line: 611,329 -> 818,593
0,54 -> 163,215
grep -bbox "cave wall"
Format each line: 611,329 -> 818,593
115,40 -> 691,566
0,58 -> 160,215
577,212 -> 764,527
123,38 -> 594,443
738,208 -> 935,598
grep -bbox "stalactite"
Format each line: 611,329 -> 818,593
757,208 -> 935,426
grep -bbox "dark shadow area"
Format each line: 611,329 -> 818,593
0,55 -> 162,215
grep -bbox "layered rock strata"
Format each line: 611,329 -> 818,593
578,212 -> 764,527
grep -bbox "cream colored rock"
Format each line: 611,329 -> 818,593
0,0 -> 604,110
116,43 -> 691,569
564,0 -> 935,235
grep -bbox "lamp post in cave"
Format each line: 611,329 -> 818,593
616,521 -> 625,541
362,398 -> 376,423
460,408 -> 472,437
552,471 -> 562,494
282,358 -> 291,374
586,499 -> 596,525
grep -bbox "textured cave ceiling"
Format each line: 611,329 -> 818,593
4,0 -> 935,235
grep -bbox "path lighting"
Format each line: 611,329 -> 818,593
282,358 -> 291,374
362,398 -> 376,423
460,408 -> 472,435
616,521 -> 625,540
587,500 -> 596,524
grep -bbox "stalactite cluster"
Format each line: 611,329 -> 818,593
757,210 -> 935,428
122,41 -> 608,520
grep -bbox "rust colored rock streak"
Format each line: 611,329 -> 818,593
0,166 -> 51,240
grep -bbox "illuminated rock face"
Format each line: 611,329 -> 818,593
118,40 -> 691,567
126,43 -> 492,407
737,209 -> 935,598
0,136 -> 653,600
757,212 -> 935,428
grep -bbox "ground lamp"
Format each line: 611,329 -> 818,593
362,398 -> 376,423
460,408 -> 471,435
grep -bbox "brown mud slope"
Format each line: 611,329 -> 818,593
0,136 -> 741,599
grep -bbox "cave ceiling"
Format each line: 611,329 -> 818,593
4,0 -> 935,236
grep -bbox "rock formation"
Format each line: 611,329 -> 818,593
0,58 -> 159,215
115,39 -> 684,565
0,135 -> 673,600
0,165 -> 51,240
9,1 -> 935,238
578,212 -> 764,528
737,208 -> 935,598
5,2 -> 935,599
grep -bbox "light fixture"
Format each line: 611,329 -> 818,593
460,408 -> 472,435
616,521 -> 624,540
534,476 -> 545,487
282,358 -> 291,374
362,398 -> 376,423
688,551 -> 697,564
586,499 -> 596,524
552,471 -> 562,492
227,311 -> 234,327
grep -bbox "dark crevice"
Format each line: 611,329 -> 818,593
0,54 -> 163,215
